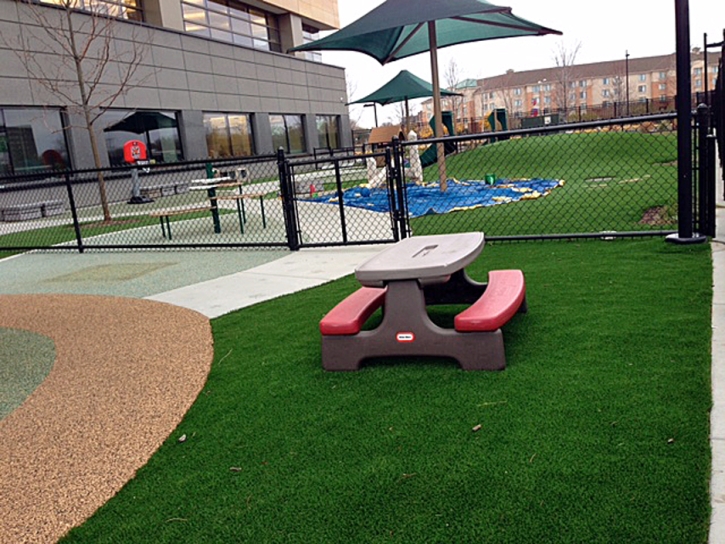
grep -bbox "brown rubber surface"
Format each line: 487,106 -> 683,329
0,294 -> 214,543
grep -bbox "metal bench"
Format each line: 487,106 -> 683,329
149,206 -> 214,239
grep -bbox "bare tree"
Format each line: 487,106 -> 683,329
4,1 -> 154,221
444,58 -> 464,123
551,40 -> 582,117
345,76 -> 367,130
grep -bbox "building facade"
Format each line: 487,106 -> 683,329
419,51 -> 720,131
0,0 -> 349,175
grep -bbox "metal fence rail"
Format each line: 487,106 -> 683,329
1,111 -> 717,254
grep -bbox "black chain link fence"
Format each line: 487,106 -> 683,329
396,113 -> 680,240
1,111 -> 712,255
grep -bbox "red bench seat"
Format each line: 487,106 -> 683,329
454,270 -> 526,332
320,287 -> 387,336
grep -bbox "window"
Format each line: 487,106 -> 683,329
659,71 -> 667,80
532,85 -> 540,93
602,89 -> 611,98
513,88 -> 522,96
579,91 -> 587,100
182,0 -> 281,52
695,78 -> 702,88
102,110 -> 183,165
316,115 -> 339,149
579,80 -> 586,87
514,99 -> 522,108
659,83 -> 666,91
639,74 -> 647,82
637,85 -> 647,93
0,108 -> 70,175
302,25 -> 322,62
270,114 -> 306,154
602,78 -> 610,85
41,0 -> 143,21
694,67 -> 703,76
203,112 -> 254,158
544,84 -> 551,92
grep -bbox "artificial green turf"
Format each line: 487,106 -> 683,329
414,131 -> 678,236
61,239 -> 712,543
0,327 -> 56,419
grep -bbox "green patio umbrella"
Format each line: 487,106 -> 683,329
290,0 -> 561,189
350,70 -> 461,106
349,70 -> 461,132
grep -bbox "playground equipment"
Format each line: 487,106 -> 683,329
486,108 -> 509,143
420,111 -> 456,168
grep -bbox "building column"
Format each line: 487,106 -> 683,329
278,13 -> 305,57
178,110 -> 207,160
143,0 -> 184,31
303,115 -> 316,153
338,115 -> 352,148
253,113 -> 273,155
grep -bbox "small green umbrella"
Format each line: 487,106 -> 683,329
349,70 -> 462,132
349,70 -> 461,106
290,0 -> 561,189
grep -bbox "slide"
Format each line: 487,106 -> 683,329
420,111 -> 456,168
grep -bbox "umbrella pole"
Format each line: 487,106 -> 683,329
428,21 -> 447,191
405,98 -> 410,134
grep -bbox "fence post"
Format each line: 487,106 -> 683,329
277,147 -> 299,251
65,172 -> 84,254
333,158 -> 348,244
696,104 -> 717,237
667,0 -> 707,244
390,139 -> 409,240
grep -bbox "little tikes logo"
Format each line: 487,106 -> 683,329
396,332 -> 415,343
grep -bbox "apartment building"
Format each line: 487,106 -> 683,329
0,0 -> 349,175
420,51 -> 720,131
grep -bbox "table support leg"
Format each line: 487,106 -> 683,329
322,280 -> 506,371
207,188 -> 221,234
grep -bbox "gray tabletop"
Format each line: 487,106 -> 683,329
355,232 -> 484,287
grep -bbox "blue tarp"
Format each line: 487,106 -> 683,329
304,178 -> 564,218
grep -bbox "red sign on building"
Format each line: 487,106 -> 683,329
123,140 -> 147,163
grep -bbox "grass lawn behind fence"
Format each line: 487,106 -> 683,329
62,239 -> 712,544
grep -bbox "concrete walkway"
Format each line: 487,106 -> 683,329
145,245 -> 386,318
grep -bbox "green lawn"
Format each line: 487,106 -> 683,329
61,238 -> 712,543
414,131 -> 678,236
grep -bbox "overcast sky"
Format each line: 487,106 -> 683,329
321,0 -> 725,128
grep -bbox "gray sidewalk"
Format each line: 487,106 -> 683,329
711,152 -> 725,542
145,245 -> 386,318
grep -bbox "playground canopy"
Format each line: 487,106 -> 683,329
349,70 -> 460,107
289,0 -> 561,189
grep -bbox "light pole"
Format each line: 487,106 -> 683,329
625,50 -> 630,116
363,103 -> 379,127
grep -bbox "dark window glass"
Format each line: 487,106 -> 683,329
271,114 -> 306,154
101,110 -> 183,165
1,108 -> 69,175
316,115 -> 339,149
203,112 -> 254,158
40,0 -> 144,21
182,0 -> 279,52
